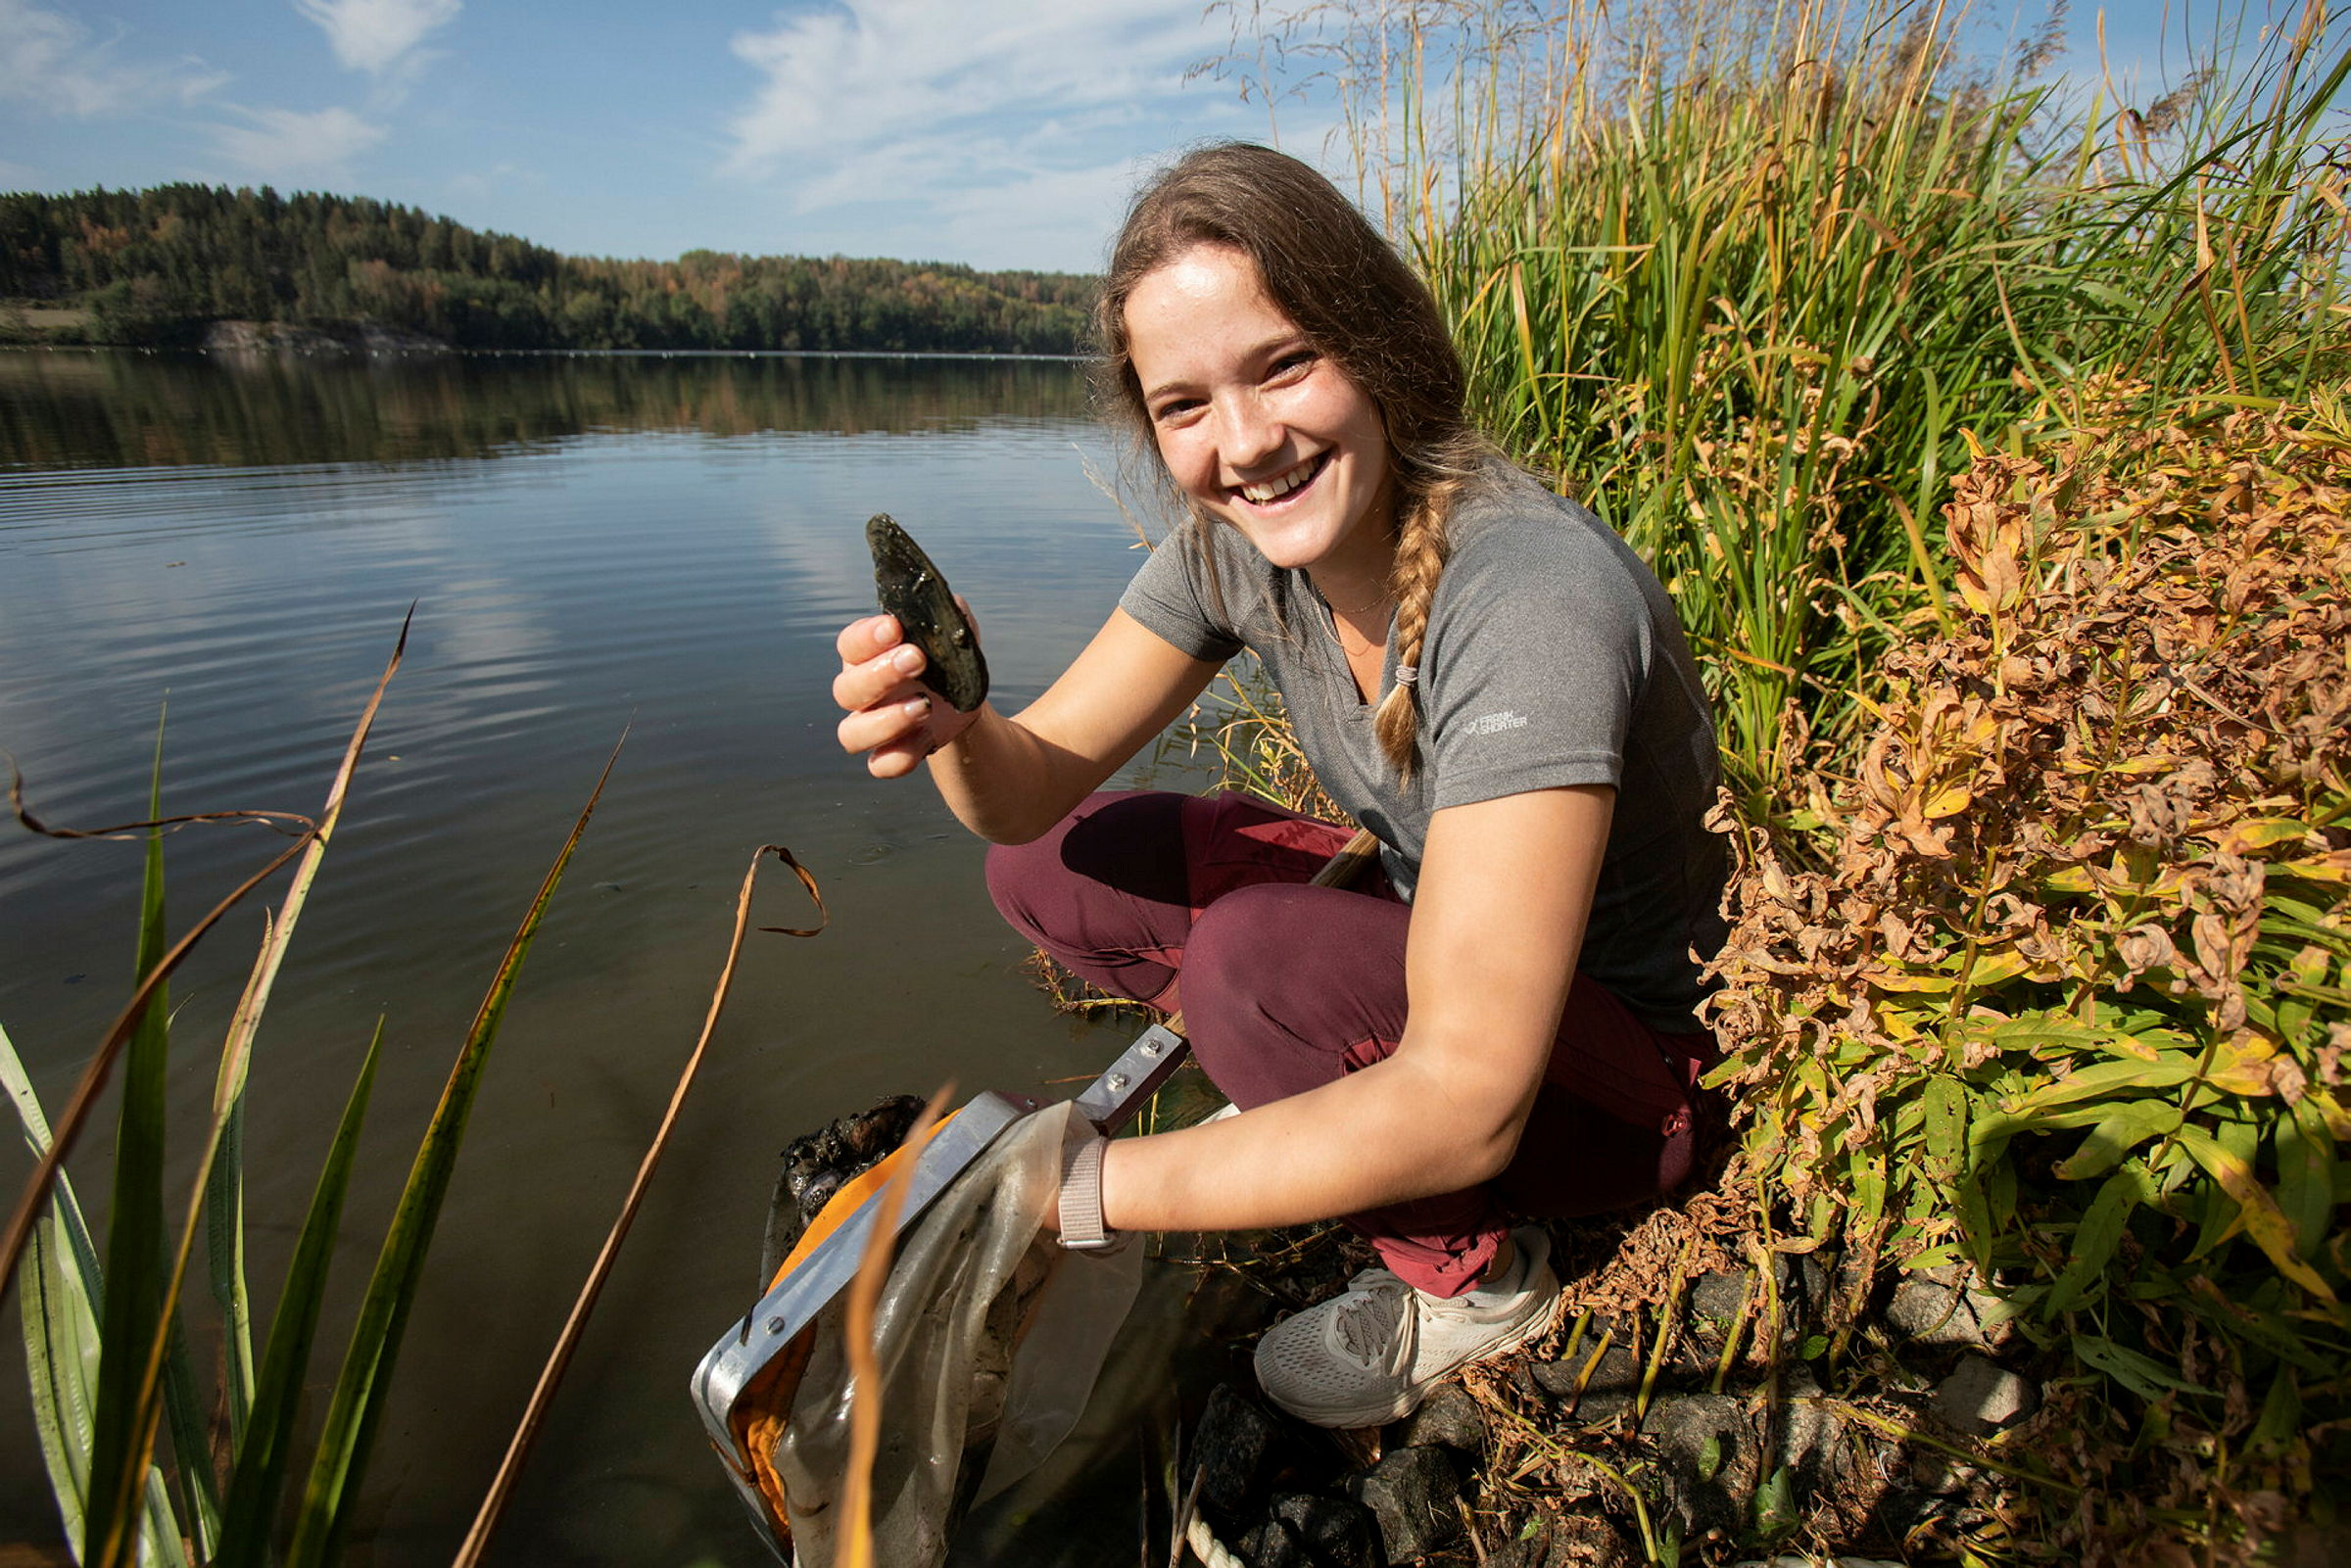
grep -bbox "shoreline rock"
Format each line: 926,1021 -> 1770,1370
202,318 -> 451,356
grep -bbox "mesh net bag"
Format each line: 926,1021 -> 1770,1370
762,1100 -> 1140,1567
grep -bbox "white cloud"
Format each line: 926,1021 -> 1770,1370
294,0 -> 462,77
212,105 -> 387,181
0,0 -> 227,118
719,0 -> 1301,268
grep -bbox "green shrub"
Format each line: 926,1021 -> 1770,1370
1706,387 -> 2350,1533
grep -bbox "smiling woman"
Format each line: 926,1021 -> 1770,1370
829,142 -> 1733,1431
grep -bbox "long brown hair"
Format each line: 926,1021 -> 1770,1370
1094,141 -> 1484,775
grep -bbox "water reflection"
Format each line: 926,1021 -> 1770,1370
0,348 -> 1096,470
0,349 -> 1202,1566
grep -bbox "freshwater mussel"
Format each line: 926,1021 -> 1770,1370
866,513 -> 989,713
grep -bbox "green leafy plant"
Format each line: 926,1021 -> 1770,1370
5,623 -> 627,1565
1708,388 -> 2349,1539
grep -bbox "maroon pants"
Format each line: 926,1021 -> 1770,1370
987,790 -> 1719,1297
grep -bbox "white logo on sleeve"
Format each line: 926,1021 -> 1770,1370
1463,710 -> 1530,736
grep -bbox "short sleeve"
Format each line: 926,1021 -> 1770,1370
1419,518 -> 1653,812
1118,520 -> 1248,662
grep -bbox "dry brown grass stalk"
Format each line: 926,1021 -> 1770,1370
839,1079 -> 953,1568
453,843 -> 831,1568
0,608 -> 412,1303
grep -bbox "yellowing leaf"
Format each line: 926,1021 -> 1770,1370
1923,784 -> 1975,819
2215,817 -> 2312,855
2205,1035 -> 2281,1098
2175,1126 -> 2338,1301
1961,950 -> 2033,990
2276,852 -> 2351,884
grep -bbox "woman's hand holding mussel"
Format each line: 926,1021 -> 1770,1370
832,609 -> 985,778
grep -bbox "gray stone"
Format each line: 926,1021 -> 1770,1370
1530,1327 -> 1640,1426
1775,1253 -> 1831,1318
1645,1392 -> 1758,1540
1689,1268 -> 1752,1323
1341,1445 -> 1463,1564
1236,1492 -> 1383,1568
1194,1383 -> 1283,1533
1886,1265 -> 2005,1350
1932,1355 -> 2039,1436
1774,1369 -> 1847,1492
1391,1382 -> 1488,1453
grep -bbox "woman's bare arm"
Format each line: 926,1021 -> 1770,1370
1097,783 -> 1613,1232
834,606 -> 1222,844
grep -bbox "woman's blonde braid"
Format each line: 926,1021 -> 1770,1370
1372,487 -> 1454,775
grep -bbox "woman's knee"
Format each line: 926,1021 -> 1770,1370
1184,883 -> 1405,1101
985,789 -> 1194,977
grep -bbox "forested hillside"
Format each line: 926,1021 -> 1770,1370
0,185 -> 1095,354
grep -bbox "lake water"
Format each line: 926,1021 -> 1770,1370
0,349 -> 1236,1564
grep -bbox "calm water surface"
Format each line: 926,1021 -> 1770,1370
0,349 -> 1223,1564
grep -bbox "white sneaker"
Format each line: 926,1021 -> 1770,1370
1253,1227 -> 1558,1428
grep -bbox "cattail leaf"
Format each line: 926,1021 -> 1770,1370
2044,1163 -> 2152,1315
2075,1334 -> 2215,1400
2053,1102 -> 2182,1180
2279,1102 -> 2334,1259
2175,1125 -> 2337,1301
287,736 -> 621,1568
215,1024 -> 381,1568
1920,1078 -> 1966,1184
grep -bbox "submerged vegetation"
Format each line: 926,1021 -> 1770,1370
1185,0 -> 2350,1559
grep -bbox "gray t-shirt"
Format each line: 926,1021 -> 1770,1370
1120,461 -> 1727,1030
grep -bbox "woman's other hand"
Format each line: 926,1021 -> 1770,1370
832,605 -> 984,778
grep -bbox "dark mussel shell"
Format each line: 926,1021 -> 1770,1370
866,513 -> 989,713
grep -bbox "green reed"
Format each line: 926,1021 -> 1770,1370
1242,0 -> 2349,804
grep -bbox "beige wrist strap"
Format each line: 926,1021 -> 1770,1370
1058,1134 -> 1117,1251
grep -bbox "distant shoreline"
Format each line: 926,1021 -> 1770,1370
0,339 -> 1089,365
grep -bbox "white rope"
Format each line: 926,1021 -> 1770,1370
1185,1511 -> 1249,1568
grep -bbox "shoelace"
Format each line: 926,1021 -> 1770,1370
1330,1268 -> 1411,1364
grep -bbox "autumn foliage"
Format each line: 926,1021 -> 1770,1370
1705,386 -> 2350,1548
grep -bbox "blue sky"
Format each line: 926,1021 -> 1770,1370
0,2 -> 2289,272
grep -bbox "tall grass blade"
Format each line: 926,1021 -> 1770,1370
452,843 -> 829,1567
7,1020 -> 103,1561
284,732 -> 625,1568
206,1091 -> 252,1457
211,1022 -> 383,1568
76,618 -> 412,1568
1,809 -> 314,1293
83,715 -> 218,1565
5,1022 -> 191,1568
194,611 -> 410,1467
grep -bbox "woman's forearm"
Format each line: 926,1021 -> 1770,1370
922,702 -> 1114,843
1095,1053 -> 1524,1234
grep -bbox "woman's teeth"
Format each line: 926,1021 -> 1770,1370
1240,456 -> 1319,503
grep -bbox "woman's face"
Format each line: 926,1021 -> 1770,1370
1123,244 -> 1396,577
